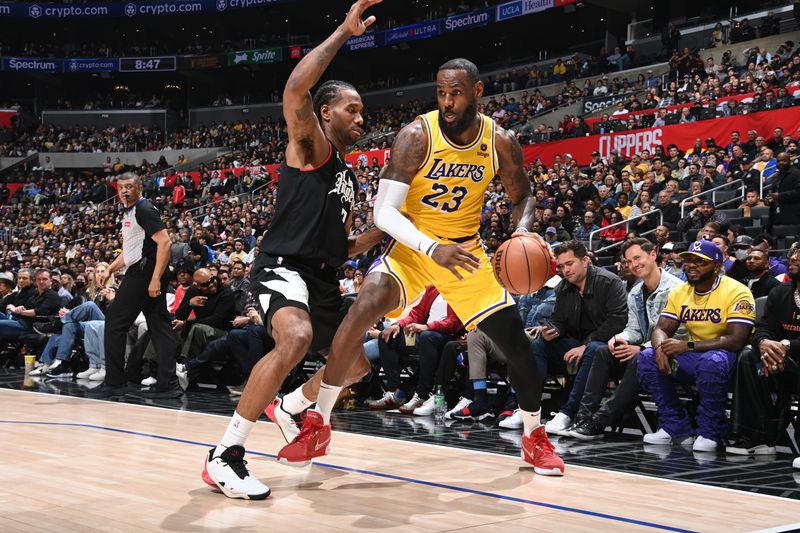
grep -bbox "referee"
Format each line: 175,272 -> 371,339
90,172 -> 178,399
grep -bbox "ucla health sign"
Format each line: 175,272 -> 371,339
2,57 -> 62,73
385,21 -> 442,45
496,0 -> 554,21
65,58 -> 118,73
444,8 -> 493,32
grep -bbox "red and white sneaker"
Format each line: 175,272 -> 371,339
265,397 -> 300,443
522,426 -> 565,476
202,445 -> 271,500
276,410 -> 331,466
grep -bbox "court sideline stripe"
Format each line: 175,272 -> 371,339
0,419 -> 694,533
4,388 -> 797,506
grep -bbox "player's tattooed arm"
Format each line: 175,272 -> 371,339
378,120 -> 428,185
283,0 -> 381,167
495,126 -> 535,232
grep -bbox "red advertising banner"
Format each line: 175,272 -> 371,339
525,106 -> 800,166
0,110 -> 16,129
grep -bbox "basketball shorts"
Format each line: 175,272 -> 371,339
369,235 -> 514,330
250,253 -> 345,353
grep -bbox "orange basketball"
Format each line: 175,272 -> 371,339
492,233 -> 554,295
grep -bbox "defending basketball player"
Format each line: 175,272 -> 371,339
278,58 -> 565,476
202,0 -> 385,500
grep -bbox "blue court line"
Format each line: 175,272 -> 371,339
0,420 -> 695,533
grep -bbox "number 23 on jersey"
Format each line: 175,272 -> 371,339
421,183 -> 468,213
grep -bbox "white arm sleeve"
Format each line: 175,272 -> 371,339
374,179 -> 439,256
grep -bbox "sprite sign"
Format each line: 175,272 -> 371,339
228,47 -> 283,66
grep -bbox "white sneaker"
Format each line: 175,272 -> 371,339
444,397 -> 471,420
29,364 -> 49,376
76,366 -> 101,379
141,376 -> 157,387
643,428 -> 694,445
398,392 -> 424,414
692,436 -> 718,452
498,408 -> 523,429
264,397 -> 300,443
202,445 -> 270,500
544,412 -> 572,436
88,368 -> 105,381
793,457 -> 800,470
412,394 -> 437,416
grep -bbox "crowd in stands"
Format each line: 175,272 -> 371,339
0,31 -> 799,472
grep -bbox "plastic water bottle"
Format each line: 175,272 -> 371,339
434,385 -> 446,422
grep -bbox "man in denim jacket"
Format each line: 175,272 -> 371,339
568,238 -> 684,439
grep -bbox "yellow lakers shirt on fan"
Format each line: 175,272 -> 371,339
660,275 -> 756,341
372,111 -> 514,329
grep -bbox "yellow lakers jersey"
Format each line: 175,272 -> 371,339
660,275 -> 755,342
403,110 -> 497,239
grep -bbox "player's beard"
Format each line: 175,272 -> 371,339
686,267 -> 717,286
439,101 -> 478,138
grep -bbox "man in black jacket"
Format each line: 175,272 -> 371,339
0,269 -> 60,340
173,267 -> 237,362
727,247 -> 800,468
532,240 -> 628,435
767,152 -> 800,226
743,248 -> 780,299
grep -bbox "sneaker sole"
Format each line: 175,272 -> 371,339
520,450 -> 565,476
498,421 -> 523,429
276,446 -> 330,468
725,447 -> 776,456
202,463 -> 270,500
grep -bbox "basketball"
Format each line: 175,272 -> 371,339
492,233 -> 554,295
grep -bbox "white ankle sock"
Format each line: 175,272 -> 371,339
521,408 -> 542,437
216,411 -> 255,457
281,386 -> 312,415
314,381 -> 342,425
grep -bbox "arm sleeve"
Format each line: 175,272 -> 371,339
549,285 -> 568,334
778,173 -> 800,202
136,202 -> 166,238
373,180 -> 438,255
675,213 -> 695,232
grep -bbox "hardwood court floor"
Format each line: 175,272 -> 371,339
1,388 -> 799,533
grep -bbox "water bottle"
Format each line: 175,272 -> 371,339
434,385 -> 446,422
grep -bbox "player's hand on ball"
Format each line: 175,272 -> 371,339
431,243 -> 481,281
342,0 -> 382,37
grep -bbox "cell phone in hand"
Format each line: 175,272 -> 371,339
540,319 -> 556,330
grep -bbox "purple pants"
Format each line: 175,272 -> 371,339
637,348 -> 736,443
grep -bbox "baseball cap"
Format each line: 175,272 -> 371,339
344,260 -> 358,269
0,272 -> 14,287
661,242 -> 674,252
732,235 -> 753,249
700,200 -> 715,207
564,153 -> 573,159
545,226 -> 558,235
740,154 -> 752,164
680,240 -> 724,264
592,151 -> 601,156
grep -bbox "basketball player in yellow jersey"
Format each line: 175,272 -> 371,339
278,58 -> 565,476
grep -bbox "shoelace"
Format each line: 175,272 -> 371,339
295,418 -> 320,443
223,456 -> 250,480
534,435 -> 556,456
